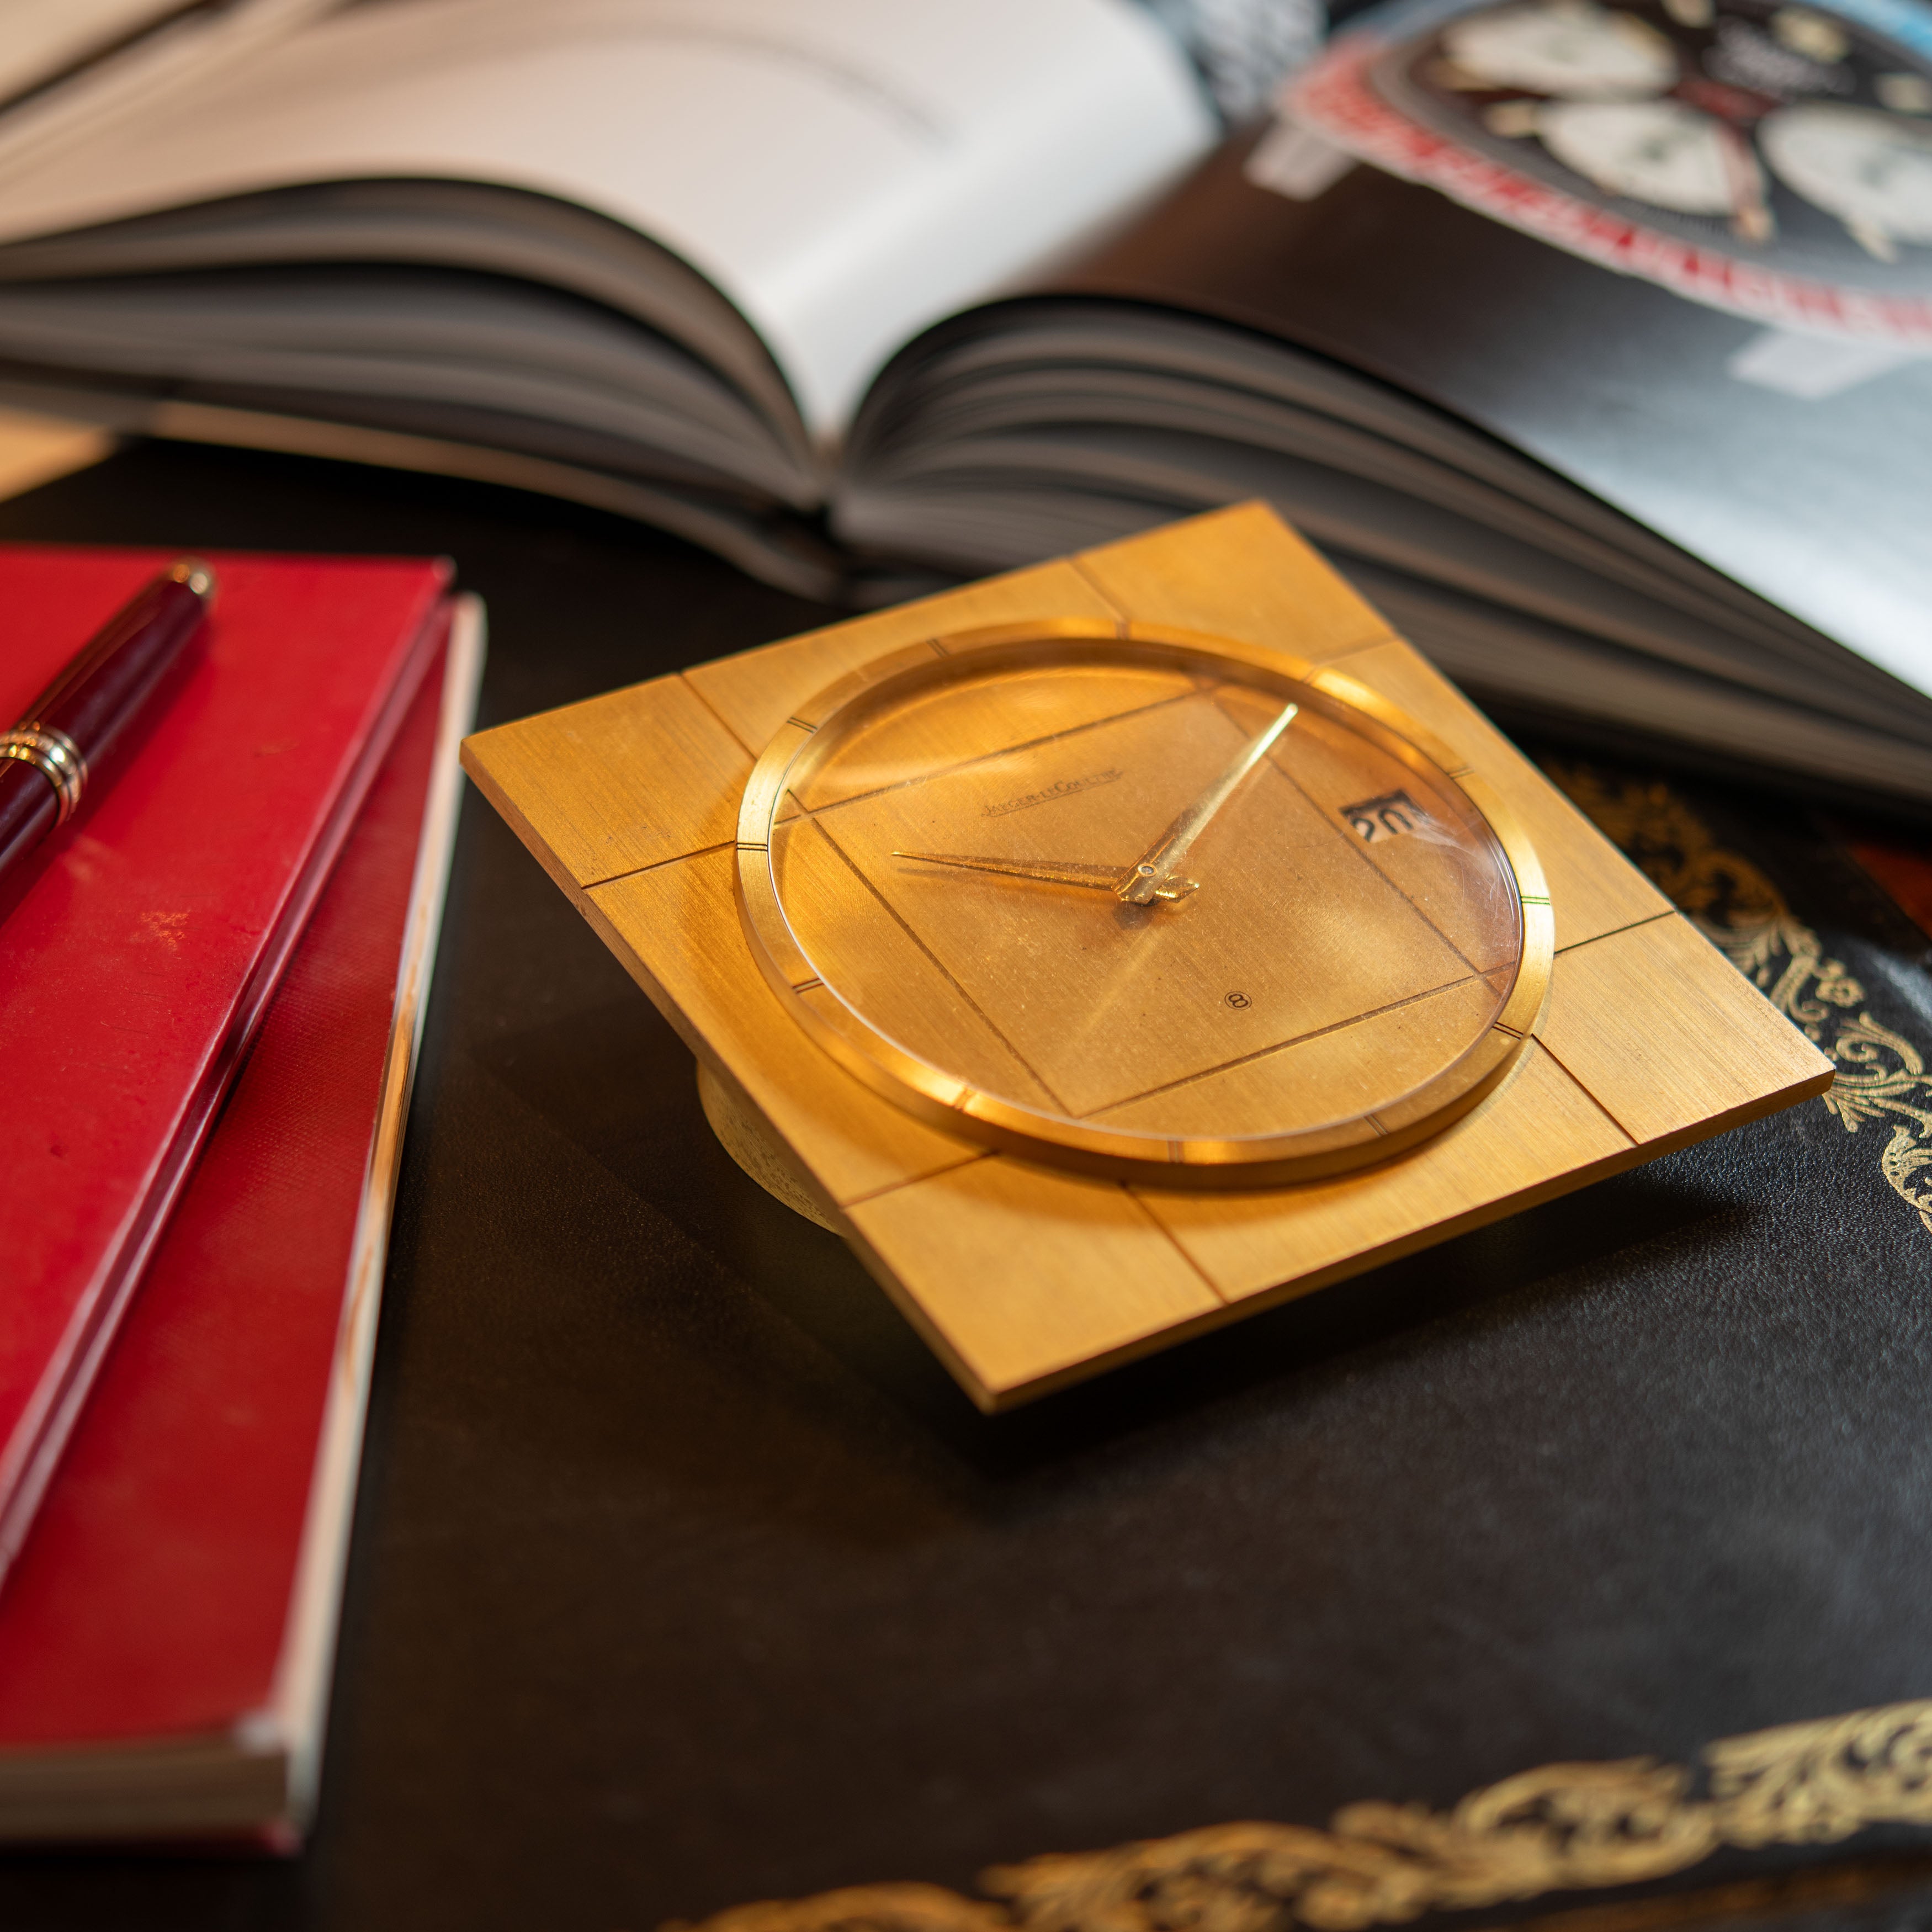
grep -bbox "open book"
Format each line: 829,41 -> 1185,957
0,0 -> 1927,800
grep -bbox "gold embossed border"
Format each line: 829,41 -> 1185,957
1544,766 -> 1932,1238
672,1700 -> 1932,1932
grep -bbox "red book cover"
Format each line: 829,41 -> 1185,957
0,601 -> 482,1843
0,546 -> 449,1580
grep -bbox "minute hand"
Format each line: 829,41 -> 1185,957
1117,699 -> 1298,905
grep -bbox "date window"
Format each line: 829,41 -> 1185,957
1342,790 -> 1427,843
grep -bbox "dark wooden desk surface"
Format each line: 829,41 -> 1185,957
3,445 -> 1932,1932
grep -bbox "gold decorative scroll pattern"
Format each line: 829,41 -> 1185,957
678,1700 -> 1932,1932
1547,767 -> 1932,1236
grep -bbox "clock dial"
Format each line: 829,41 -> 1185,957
1443,1 -> 1679,96
735,626 -> 1548,1181
1536,96 -> 1747,210
1759,102 -> 1932,245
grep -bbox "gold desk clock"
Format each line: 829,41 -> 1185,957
463,505 -> 1831,1410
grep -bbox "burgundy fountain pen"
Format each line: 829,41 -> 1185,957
0,557 -> 217,887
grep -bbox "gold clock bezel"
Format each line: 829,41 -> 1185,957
733,619 -> 1553,1185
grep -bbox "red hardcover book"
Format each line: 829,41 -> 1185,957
0,545 -> 450,1580
0,603 -> 482,1842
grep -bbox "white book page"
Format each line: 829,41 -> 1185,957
0,1 -> 338,167
0,1 -> 192,99
0,0 -> 1214,434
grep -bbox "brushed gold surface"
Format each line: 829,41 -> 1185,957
1073,499 -> 1397,660
585,848 -> 984,1208
1116,697 -> 1300,903
1325,639 -> 1676,953
1135,1040 -> 1634,1305
686,559 -> 1118,753
460,502 -> 1834,1410
789,652 -> 1199,816
1088,973 -> 1506,1138
1540,911 -> 1836,1144
463,672 -> 750,889
840,1156 -> 1223,1400
892,850 -> 1198,900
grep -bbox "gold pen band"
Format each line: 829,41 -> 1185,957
167,556 -> 216,598
1,722 -> 87,824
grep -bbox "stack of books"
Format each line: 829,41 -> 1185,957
0,543 -> 481,1843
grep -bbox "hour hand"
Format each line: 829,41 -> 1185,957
894,850 -> 1198,901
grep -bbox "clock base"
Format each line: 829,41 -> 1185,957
696,1060 -> 840,1234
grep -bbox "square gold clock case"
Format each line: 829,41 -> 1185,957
462,505 -> 1832,1411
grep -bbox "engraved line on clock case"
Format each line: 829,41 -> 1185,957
895,786 -> 1491,1124
1206,688 -> 1511,985
1080,969 -> 1496,1122
801,811 -> 1073,1116
798,682 -> 1208,822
